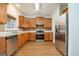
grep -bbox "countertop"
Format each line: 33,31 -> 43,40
0,32 -> 18,37
0,31 -> 53,37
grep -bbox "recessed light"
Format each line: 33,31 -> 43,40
35,3 -> 39,10
16,4 -> 20,7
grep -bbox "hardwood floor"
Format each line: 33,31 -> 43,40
13,42 -> 62,56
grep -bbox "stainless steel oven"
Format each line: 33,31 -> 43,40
36,29 -> 44,40
36,33 -> 44,40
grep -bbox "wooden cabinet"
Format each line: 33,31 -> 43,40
0,37 -> 6,53
19,16 -> 24,27
36,17 -> 44,23
24,20 -> 29,28
18,32 -> 23,48
49,32 -> 53,41
18,32 -> 29,48
44,32 -> 53,41
23,17 -> 52,29
0,4 -> 7,24
29,32 -> 36,41
44,32 -> 49,41
23,32 -> 29,43
29,18 -> 36,28
44,18 -> 52,29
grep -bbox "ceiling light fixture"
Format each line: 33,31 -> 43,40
35,3 -> 39,10
16,4 -> 20,7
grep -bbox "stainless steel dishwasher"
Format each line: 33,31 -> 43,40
6,35 -> 18,56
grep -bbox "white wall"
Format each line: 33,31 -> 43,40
24,14 -> 52,18
68,3 -> 79,56
52,4 -> 60,43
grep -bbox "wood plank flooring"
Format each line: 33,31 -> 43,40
13,42 -> 62,56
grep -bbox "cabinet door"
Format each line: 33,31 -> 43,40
30,32 -> 36,41
36,17 -> 44,23
22,19 -> 30,29
18,33 -> 23,48
23,32 -> 29,43
44,32 -> 49,41
31,20 -> 36,28
29,18 -> 36,28
44,18 -> 52,28
49,32 -> 53,41
0,4 -> 7,24
19,16 -> 24,27
0,37 -> 6,53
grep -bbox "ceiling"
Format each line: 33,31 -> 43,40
12,3 -> 59,18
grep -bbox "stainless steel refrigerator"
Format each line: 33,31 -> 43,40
55,13 -> 68,56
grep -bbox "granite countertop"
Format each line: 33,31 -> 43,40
0,30 -> 53,37
0,32 -> 18,37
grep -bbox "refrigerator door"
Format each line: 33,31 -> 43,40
55,13 -> 68,55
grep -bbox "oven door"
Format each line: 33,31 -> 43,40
36,34 -> 44,40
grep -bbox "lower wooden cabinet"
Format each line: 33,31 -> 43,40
18,32 -> 23,48
49,32 -> 53,41
23,32 -> 29,43
44,32 -> 53,42
44,32 -> 49,41
29,32 -> 36,41
18,32 -> 29,48
0,37 -> 6,53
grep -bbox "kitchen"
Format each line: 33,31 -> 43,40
0,3 -> 68,56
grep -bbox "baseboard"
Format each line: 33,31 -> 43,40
44,40 -> 52,42
28,40 -> 36,42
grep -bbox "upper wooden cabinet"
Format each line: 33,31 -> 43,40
36,17 -> 52,29
36,17 -> 44,23
29,18 -> 36,28
0,4 -> 7,24
44,18 -> 52,29
19,16 -> 24,27
19,17 -> 52,29
25,20 -> 29,28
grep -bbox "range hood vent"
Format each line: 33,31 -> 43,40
36,23 -> 44,26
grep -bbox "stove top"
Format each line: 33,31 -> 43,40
36,29 -> 44,34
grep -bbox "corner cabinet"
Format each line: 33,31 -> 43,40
18,32 -> 29,48
18,32 -> 23,48
19,16 -> 24,28
0,4 -> 7,24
